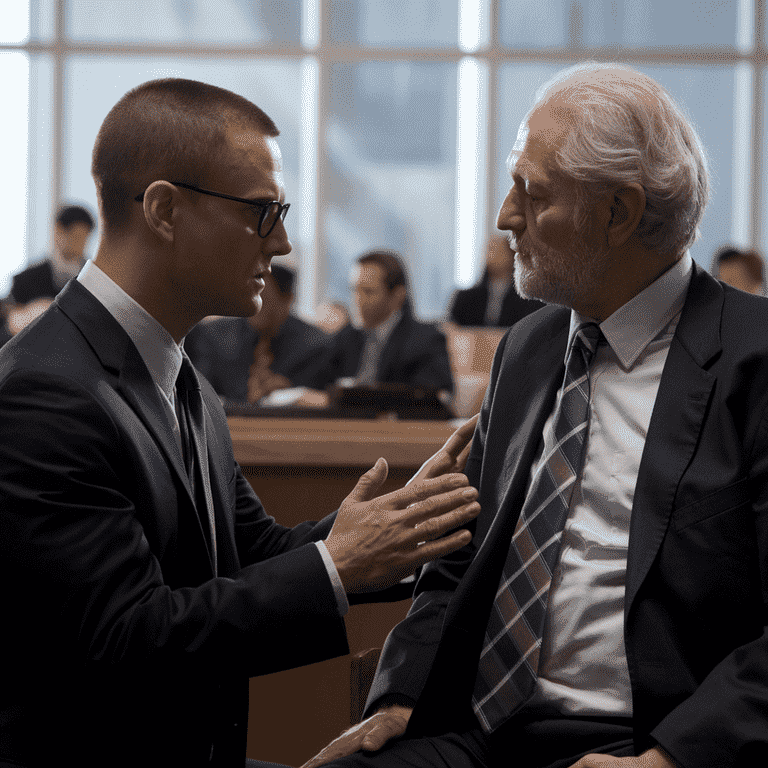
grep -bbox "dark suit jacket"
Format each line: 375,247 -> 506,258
367,264 -> 768,767
184,314 -> 330,402
9,259 -> 60,304
317,312 -> 454,394
0,281 -> 350,767
448,279 -> 544,327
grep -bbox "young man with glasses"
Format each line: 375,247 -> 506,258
0,78 -> 481,768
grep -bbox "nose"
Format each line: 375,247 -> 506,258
267,217 -> 292,259
497,184 -> 525,237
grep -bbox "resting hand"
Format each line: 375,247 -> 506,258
301,705 -> 413,768
569,747 -> 677,768
408,412 -> 480,486
325,459 -> 479,593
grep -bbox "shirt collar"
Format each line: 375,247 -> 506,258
569,251 -> 693,370
77,260 -> 184,401
368,307 -> 403,345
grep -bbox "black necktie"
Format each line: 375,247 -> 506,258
175,356 -> 218,575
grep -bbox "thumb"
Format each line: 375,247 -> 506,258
347,457 -> 389,503
360,724 -> 390,752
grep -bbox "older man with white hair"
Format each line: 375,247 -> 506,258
303,62 -> 768,768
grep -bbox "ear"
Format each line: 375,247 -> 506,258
606,183 -> 646,248
140,181 -> 178,243
391,284 -> 407,310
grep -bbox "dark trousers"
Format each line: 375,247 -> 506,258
323,715 -> 635,768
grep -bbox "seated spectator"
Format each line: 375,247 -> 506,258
184,264 -> 329,403
316,250 -> 453,395
448,235 -> 544,326
712,245 -> 764,295
316,300 -> 351,335
10,204 -> 95,307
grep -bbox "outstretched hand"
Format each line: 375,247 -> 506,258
325,457 -> 479,594
301,705 -> 413,768
408,413 -> 479,486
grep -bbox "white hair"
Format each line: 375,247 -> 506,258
532,62 -> 709,255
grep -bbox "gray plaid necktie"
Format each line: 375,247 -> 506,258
472,322 -> 602,733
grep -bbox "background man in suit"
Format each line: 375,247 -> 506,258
304,63 -> 768,768
448,235 -> 543,327
6,203 -> 95,333
185,264 -> 330,403
317,250 -> 454,395
0,78 -> 482,768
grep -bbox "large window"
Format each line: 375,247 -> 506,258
2,0 -> 765,316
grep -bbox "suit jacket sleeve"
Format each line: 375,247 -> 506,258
648,394 -> 768,766
0,367 -> 348,680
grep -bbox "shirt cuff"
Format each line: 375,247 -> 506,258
315,540 -> 349,616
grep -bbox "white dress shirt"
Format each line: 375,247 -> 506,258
522,252 -> 693,716
77,260 -> 348,614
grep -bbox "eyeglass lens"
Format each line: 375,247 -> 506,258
259,202 -> 289,237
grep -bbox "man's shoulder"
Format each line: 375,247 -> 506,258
10,260 -> 55,300
0,302 -> 102,389
282,314 -> 327,348
13,259 -> 53,281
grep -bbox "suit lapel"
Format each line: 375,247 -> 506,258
451,308 -> 569,626
55,281 -> 211,561
625,265 -> 722,615
377,314 -> 408,381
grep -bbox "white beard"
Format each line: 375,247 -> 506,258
512,231 -> 611,310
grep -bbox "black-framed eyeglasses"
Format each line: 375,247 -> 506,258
134,181 -> 290,238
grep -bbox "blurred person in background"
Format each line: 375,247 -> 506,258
6,204 -> 95,335
316,250 -> 453,396
447,235 -> 543,327
185,263 -> 329,403
712,245 -> 764,295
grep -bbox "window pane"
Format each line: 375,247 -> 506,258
63,56 -> 302,248
500,0 -> 739,49
494,64 -> 735,271
324,62 -> 457,319
330,0 -> 459,48
26,54 -> 55,273
66,0 -> 300,44
0,52 -> 30,296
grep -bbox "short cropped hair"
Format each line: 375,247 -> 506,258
531,62 -> 709,255
56,204 -> 95,231
92,78 -> 279,230
714,246 -> 765,286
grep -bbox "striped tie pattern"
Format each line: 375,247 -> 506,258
472,322 -> 602,734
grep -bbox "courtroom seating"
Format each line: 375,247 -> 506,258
441,323 -> 505,418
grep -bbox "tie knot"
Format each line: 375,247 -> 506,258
176,355 -> 200,395
573,322 -> 602,357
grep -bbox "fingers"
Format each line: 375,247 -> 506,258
346,458 -> 389,503
401,485 -> 479,528
300,709 -> 408,768
389,472 -> 471,509
360,717 -> 409,751
443,413 -> 479,459
407,527 -> 473,567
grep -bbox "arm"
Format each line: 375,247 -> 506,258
0,370 -> 349,677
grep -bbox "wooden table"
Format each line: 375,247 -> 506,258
230,417 -> 458,766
